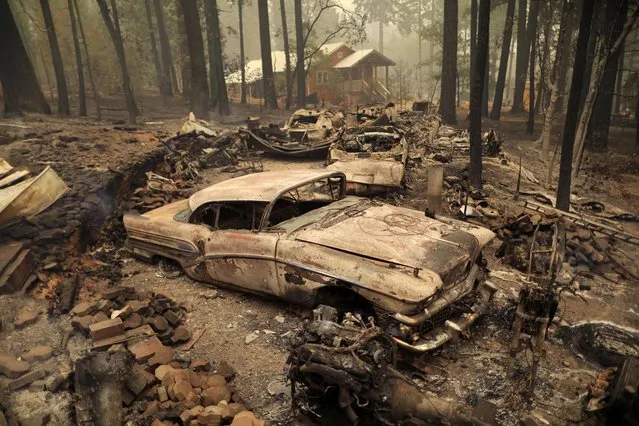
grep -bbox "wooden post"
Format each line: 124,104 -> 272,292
427,164 -> 444,214
385,66 -> 389,90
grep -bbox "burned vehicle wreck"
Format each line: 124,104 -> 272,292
327,126 -> 408,194
123,169 -> 496,352
240,109 -> 344,157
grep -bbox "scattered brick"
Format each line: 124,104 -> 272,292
148,345 -> 174,366
206,375 -> 226,388
23,346 -> 53,362
71,315 -> 93,332
164,309 -> 181,326
0,353 -> 30,378
155,365 -> 175,381
122,388 -> 136,406
128,336 -> 163,362
102,287 -> 125,300
28,379 -> 46,392
171,325 -> 192,343
95,299 -> 111,312
199,406 -> 222,426
92,311 -> 109,324
202,386 -> 231,406
14,308 -> 40,329
174,380 -> 194,401
45,373 -> 67,392
89,318 -> 124,341
148,315 -> 169,332
71,301 -> 96,316
8,369 -> 46,391
122,312 -> 143,329
189,370 -> 204,388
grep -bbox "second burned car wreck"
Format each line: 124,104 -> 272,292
327,125 -> 408,194
124,170 -> 497,352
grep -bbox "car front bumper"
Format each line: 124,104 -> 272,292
391,279 -> 498,353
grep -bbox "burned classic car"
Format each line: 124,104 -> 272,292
124,170 -> 496,352
327,126 -> 408,194
240,109 -> 345,157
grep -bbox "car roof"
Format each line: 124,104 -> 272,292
188,169 -> 344,211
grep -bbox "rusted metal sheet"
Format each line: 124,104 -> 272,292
0,166 -> 68,229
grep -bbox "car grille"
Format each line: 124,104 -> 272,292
418,296 -> 476,334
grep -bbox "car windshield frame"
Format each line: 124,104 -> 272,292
259,174 -> 346,231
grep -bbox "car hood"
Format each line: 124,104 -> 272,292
290,199 -> 495,287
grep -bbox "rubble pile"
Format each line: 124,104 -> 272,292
125,172 -> 196,212
69,286 -> 266,425
70,286 -> 192,348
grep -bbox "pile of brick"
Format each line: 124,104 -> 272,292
70,287 -> 266,425
70,286 -> 192,349
143,359 -> 266,426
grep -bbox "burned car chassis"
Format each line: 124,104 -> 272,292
124,170 -> 496,353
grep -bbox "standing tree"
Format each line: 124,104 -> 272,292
294,0 -> 305,108
67,0 -> 86,116
586,0 -> 629,151
556,0 -> 594,211
539,0 -> 571,156
144,0 -> 164,96
440,0 -> 458,124
96,0 -> 139,123
179,0 -> 209,117
470,0 -> 490,189
526,0 -> 539,134
73,0 -> 100,119
490,0 -> 515,120
0,0 -> 50,115
204,0 -> 230,115
511,0 -> 529,113
153,0 -> 175,97
280,0 -> 293,109
258,0 -> 278,109
238,0 -> 247,104
572,6 -> 638,178
176,0 -> 190,98
41,0 -> 70,116
353,0 -> 395,53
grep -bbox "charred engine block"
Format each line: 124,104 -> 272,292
287,306 -> 471,425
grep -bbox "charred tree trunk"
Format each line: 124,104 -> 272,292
572,7 -> 637,179
179,0 -> 209,118
379,20 -> 384,53
470,0 -> 490,189
280,0 -> 292,110
96,0 -> 139,124
470,0 -> 477,109
578,4 -> 604,115
238,0 -> 247,104
556,0 -> 594,211
258,0 -> 278,109
440,0 -> 458,124
67,0 -> 86,116
537,2 -> 552,113
636,90 -> 639,148
526,0 -> 539,134
586,0 -> 628,151
614,42 -> 624,114
482,52 -> 489,117
511,0 -> 528,113
176,0 -> 190,99
74,0 -> 100,119
144,0 -> 164,96
41,0 -> 70,116
540,0 -> 571,156
205,1 -> 219,108
556,6 -> 576,111
490,0 -> 515,120
205,0 -> 229,115
294,0 -> 305,108
153,0 -> 175,97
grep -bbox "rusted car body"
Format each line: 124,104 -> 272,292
124,170 -> 497,352
326,126 -> 408,194
240,109 -> 344,158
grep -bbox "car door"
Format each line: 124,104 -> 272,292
199,202 -> 282,297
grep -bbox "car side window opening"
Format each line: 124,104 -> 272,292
189,202 -> 267,231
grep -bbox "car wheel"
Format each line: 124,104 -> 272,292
158,258 -> 183,279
